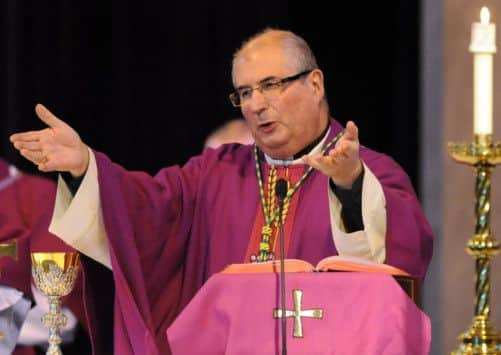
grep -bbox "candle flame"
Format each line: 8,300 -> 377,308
481,6 -> 490,24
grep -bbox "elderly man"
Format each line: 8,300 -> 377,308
10,29 -> 433,354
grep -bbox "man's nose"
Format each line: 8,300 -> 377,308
245,89 -> 268,114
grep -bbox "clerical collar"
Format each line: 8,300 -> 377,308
265,126 -> 331,166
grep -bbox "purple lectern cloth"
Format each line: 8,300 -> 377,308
167,272 -> 431,355
88,118 -> 432,354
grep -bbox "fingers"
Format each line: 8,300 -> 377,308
35,103 -> 65,128
12,140 -> 43,151
9,103 -> 80,173
11,126 -> 55,170
19,148 -> 45,165
10,130 -> 44,143
9,103 -> 64,143
344,121 -> 359,141
329,139 -> 354,159
11,127 -> 54,159
38,157 -> 59,172
302,154 -> 336,172
301,154 -> 314,168
19,148 -> 59,172
328,121 -> 359,159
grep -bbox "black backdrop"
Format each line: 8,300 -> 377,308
1,1 -> 421,192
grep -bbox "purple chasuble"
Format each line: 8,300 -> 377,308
87,118 -> 433,354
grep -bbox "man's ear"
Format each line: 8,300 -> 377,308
309,69 -> 325,101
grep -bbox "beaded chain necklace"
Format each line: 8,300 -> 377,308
253,129 -> 345,262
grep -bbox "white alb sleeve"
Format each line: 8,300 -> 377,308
328,162 -> 386,263
49,149 -> 112,269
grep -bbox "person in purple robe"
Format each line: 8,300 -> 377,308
10,29 -> 433,354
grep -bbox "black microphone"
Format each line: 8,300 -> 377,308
276,179 -> 288,201
275,178 -> 288,355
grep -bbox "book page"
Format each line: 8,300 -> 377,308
316,255 -> 409,276
221,256 -> 409,276
222,259 -> 314,274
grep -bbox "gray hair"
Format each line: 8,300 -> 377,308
232,28 -> 319,82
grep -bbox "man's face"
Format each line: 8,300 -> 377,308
232,43 -> 326,159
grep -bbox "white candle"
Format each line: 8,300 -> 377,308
470,7 -> 496,135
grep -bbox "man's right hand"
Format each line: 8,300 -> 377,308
9,104 -> 89,177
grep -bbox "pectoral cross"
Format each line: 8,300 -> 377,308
0,241 -> 17,341
273,289 -> 323,338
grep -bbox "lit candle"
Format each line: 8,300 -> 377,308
470,7 -> 496,135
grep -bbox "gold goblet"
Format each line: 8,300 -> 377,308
31,252 -> 79,355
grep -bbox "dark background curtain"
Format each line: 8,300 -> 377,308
0,0 -> 421,192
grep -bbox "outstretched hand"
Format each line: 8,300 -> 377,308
9,104 -> 89,177
302,121 -> 363,188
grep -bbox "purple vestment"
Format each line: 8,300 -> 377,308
89,119 -> 433,354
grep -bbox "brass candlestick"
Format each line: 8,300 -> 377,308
448,134 -> 501,354
31,252 -> 79,355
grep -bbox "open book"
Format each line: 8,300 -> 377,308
222,255 -> 409,276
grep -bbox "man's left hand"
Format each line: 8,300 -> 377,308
302,121 -> 363,188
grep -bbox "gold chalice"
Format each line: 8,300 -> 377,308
31,252 -> 79,355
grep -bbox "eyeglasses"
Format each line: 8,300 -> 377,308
229,69 -> 313,107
